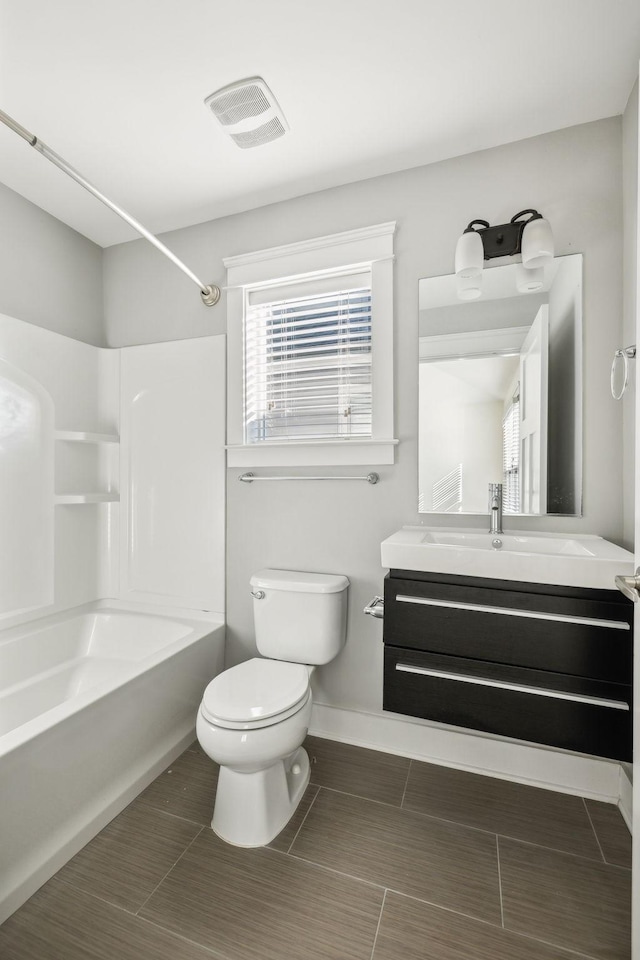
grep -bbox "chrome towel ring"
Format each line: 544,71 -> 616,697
611,345 -> 636,400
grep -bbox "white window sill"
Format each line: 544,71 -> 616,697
226,439 -> 398,467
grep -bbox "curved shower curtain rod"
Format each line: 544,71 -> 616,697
0,108 -> 221,306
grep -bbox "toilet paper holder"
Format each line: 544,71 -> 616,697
364,596 -> 384,619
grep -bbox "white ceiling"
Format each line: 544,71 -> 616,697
1,0 -> 639,248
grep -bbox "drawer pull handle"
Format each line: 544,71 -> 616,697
395,663 -> 630,711
395,595 -> 630,631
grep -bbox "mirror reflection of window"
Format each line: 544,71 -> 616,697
418,255 -> 582,517
502,385 -> 520,513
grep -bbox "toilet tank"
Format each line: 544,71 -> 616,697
250,569 -> 349,664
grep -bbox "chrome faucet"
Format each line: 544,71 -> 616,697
488,483 -> 503,535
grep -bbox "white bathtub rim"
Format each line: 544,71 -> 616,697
0,598 -> 224,647
0,599 -> 225,761
0,595 -> 226,635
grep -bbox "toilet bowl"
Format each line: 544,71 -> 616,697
196,568 -> 349,848
197,658 -> 314,846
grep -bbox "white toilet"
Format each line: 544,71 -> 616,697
196,568 -> 349,847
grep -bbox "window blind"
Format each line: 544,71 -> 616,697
502,386 -> 520,513
244,271 -> 372,443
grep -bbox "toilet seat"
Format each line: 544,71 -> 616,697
200,658 -> 310,730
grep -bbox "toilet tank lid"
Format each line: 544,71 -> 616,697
250,569 -> 349,594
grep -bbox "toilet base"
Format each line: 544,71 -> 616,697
212,746 -> 311,847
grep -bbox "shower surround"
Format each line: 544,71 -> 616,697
0,314 -> 226,921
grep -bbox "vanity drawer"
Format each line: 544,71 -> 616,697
383,576 -> 632,683
383,646 -> 632,761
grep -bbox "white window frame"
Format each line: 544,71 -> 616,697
224,222 -> 397,467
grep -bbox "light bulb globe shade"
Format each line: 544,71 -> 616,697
455,230 -> 484,279
521,217 -> 554,269
456,274 -> 482,300
516,264 -> 544,293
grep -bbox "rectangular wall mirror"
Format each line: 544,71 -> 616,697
418,254 -> 582,516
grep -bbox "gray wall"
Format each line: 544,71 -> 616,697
0,182 -> 104,345
622,80 -> 638,551
104,117 -> 624,715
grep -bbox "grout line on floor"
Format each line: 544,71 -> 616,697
317,785 -> 613,866
376,888 -> 599,959
134,801 -> 209,830
499,926 -> 603,960
399,759 -> 412,808
134,825 -> 204,917
283,851 -> 503,930
132,911 -> 230,960
284,849 -> 388,892
286,785 -> 320,854
54,876 -> 140,916
581,797 -> 606,864
495,830 -> 631,871
309,781 -> 405,810
495,836 -> 504,928
368,889 -> 387,960
52,883 -> 229,960
317,784 -> 492,824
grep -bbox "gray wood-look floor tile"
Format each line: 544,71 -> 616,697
290,788 -> 501,924
0,877 -> 219,960
267,784 -> 320,853
499,837 -> 632,960
56,800 -> 202,912
403,761 -> 604,860
140,828 -> 384,960
305,735 -> 410,806
585,800 -> 632,869
371,891 -> 593,960
136,743 -> 219,826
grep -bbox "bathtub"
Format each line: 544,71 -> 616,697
0,600 -> 225,924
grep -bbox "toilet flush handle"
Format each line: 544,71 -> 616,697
251,589 -> 265,600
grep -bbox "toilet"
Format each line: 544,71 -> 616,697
196,568 -> 349,847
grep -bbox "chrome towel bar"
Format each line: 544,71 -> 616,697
239,472 -> 379,484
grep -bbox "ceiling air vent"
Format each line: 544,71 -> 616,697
205,77 -> 289,148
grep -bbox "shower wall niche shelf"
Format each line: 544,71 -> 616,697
55,431 -> 119,444
54,493 -> 119,505
54,429 -> 119,504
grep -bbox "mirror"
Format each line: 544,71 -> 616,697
418,255 -> 582,516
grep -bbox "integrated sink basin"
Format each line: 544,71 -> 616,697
381,526 -> 634,589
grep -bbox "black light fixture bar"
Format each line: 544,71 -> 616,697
463,209 -> 543,261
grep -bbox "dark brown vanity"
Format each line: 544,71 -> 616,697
383,569 -> 633,761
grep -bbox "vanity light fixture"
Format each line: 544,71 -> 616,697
515,263 -> 544,293
454,209 -> 554,300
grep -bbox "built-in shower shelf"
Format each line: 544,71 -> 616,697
55,431 -> 119,444
54,493 -> 120,504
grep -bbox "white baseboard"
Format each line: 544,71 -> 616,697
618,764 -> 633,832
309,703 -> 622,803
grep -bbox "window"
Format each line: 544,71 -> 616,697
225,223 -> 396,467
245,272 -> 372,444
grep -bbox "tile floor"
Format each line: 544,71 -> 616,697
0,736 -> 632,960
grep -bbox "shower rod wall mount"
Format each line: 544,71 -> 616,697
0,107 -> 221,307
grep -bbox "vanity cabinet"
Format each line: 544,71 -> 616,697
383,570 -> 633,761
